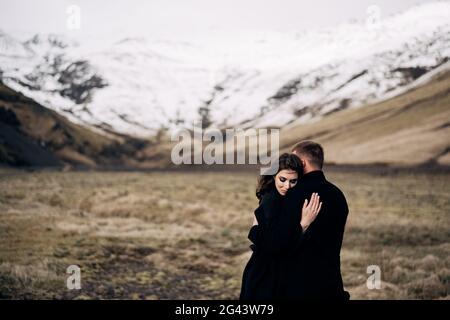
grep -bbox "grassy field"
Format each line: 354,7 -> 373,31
0,167 -> 448,299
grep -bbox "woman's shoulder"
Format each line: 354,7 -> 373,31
259,187 -> 281,205
255,188 -> 282,223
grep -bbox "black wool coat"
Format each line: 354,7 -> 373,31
239,170 -> 350,300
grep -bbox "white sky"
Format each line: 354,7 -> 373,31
0,0 -> 442,41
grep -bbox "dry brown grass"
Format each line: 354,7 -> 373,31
0,167 -> 448,299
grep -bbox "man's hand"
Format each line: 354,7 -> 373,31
300,192 -> 322,232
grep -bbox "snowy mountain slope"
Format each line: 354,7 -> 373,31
277,67 -> 450,167
1,2 -> 450,138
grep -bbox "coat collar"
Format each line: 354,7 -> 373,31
301,170 -> 326,182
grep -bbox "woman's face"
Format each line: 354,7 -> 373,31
274,169 -> 298,196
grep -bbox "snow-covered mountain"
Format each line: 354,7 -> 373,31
1,2 -> 450,138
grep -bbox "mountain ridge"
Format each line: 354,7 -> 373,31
1,2 -> 449,137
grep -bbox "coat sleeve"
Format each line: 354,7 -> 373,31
247,225 -> 260,251
282,188 -> 313,253
249,189 -> 311,256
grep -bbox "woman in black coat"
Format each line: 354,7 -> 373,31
239,153 -> 322,300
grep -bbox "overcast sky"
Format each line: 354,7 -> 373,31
0,0 -> 442,40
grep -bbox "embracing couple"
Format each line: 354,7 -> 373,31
240,140 -> 350,300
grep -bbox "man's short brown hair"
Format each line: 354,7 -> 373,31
291,140 -> 324,169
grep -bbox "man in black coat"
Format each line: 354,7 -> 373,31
266,141 -> 350,300
282,141 -> 350,300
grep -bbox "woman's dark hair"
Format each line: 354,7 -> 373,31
256,153 -> 303,200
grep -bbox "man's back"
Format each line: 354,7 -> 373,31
283,170 -> 349,299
